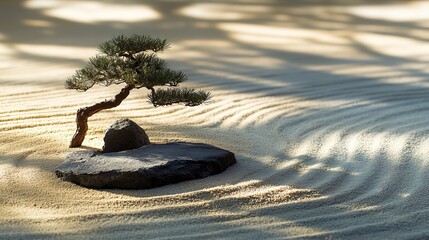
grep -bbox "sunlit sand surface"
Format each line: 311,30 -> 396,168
2,0 -> 429,239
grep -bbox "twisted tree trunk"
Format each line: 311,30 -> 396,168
69,84 -> 135,148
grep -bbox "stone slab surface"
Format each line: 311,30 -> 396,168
56,142 -> 236,189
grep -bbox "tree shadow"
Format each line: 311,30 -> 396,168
2,0 -> 429,238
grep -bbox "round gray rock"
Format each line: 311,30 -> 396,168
55,142 -> 236,189
102,118 -> 150,153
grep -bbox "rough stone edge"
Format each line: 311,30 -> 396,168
55,149 -> 236,189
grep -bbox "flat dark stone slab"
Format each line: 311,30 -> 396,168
55,142 -> 236,189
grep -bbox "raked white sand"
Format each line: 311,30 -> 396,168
2,0 -> 429,239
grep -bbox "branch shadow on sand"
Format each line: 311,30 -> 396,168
2,0 -> 429,238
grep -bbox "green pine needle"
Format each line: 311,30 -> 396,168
66,34 -> 211,107
98,34 -> 169,56
148,88 -> 211,107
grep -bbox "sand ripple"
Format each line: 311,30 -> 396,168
2,0 -> 429,239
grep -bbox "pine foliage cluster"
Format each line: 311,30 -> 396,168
149,88 -> 211,107
66,34 -> 210,107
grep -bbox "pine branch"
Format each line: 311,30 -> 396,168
67,34 -> 212,148
98,34 -> 169,56
69,84 -> 135,147
137,68 -> 187,87
148,88 -> 211,107
133,53 -> 166,71
65,69 -> 96,91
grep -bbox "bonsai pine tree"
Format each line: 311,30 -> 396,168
66,34 -> 211,148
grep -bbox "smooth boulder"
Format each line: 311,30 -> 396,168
56,142 -> 236,189
102,118 -> 150,153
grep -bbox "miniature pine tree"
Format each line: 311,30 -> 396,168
66,34 -> 211,148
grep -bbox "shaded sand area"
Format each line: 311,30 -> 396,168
2,0 -> 429,239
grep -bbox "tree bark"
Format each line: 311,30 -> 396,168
69,84 -> 135,148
